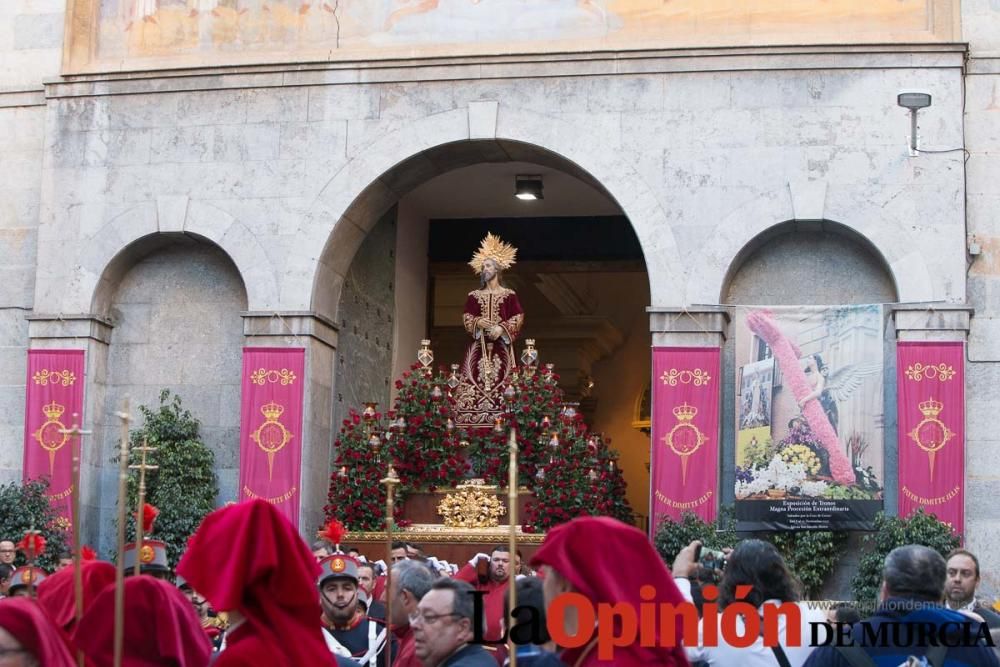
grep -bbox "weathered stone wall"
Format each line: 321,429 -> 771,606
0,1 -> 63,89
0,0 -> 64,479
963,0 -> 1000,595
332,207 -> 396,439
0,101 -> 44,486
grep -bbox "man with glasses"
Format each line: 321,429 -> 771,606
411,579 -> 495,667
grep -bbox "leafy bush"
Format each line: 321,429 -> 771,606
768,530 -> 847,598
655,510 -> 846,598
653,509 -> 737,566
120,390 -> 219,567
0,478 -> 69,571
851,509 -> 959,604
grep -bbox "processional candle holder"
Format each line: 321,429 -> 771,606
447,364 -> 460,391
417,340 -> 434,376
521,340 -> 539,376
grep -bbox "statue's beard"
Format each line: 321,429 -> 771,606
480,271 -> 502,288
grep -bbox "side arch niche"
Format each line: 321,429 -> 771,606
89,234 -> 248,554
718,219 -> 898,598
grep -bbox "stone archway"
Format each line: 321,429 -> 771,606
304,114 -> 671,529
688,185 -> 935,306
297,105 -> 682,321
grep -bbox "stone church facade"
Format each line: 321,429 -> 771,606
1,1 -> 999,588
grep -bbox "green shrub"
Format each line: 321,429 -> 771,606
653,509 -> 737,566
851,509 -> 959,605
654,510 -> 847,598
0,478 -> 69,571
768,530 -> 847,598
119,390 -> 219,567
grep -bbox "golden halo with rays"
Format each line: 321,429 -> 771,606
469,232 -> 517,274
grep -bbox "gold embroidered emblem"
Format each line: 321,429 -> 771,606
250,368 -> 297,386
331,558 -> 346,573
22,569 -> 34,584
908,398 -> 954,481
662,403 -> 707,485
33,401 -> 68,475
904,363 -> 956,382
660,368 -> 712,387
251,402 -> 293,481
139,544 -> 156,564
31,369 -> 76,386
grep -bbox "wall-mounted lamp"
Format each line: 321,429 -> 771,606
515,175 -> 544,200
897,91 -> 932,156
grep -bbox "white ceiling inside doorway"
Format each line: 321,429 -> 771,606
401,161 -> 623,219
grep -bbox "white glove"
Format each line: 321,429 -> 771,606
374,559 -> 387,574
468,553 -> 489,568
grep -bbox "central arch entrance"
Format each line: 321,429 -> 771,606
314,139 -> 656,529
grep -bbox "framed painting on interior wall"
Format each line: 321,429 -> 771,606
63,0 -> 960,75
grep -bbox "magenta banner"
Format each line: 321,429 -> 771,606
650,347 -> 721,530
239,348 -> 305,527
23,349 -> 85,526
897,341 -> 964,535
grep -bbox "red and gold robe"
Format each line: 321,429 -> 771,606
455,287 -> 524,428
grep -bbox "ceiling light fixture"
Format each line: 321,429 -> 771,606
515,175 -> 544,201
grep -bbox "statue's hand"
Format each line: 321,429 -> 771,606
488,325 -> 504,340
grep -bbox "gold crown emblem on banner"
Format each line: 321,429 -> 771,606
917,398 -> 944,418
261,402 -> 285,421
42,401 -> 65,420
673,403 -> 698,422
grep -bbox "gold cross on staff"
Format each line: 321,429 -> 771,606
128,437 -> 159,577
58,413 -> 91,667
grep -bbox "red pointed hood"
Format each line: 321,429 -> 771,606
176,499 -> 336,667
531,516 -> 690,666
0,597 -> 76,667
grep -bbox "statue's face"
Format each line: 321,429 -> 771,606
482,258 -> 498,282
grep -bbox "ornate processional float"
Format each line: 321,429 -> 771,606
324,233 -> 634,558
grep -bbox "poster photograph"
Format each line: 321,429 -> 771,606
734,305 -> 884,530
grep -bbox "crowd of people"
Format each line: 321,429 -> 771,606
0,503 -> 997,666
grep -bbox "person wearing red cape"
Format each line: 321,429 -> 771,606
177,499 -> 352,667
530,516 -> 691,667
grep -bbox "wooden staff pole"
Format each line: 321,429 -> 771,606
507,428 -> 518,667
381,463 -> 400,667
60,414 -> 90,667
113,400 -> 131,667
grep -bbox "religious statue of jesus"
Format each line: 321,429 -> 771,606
454,233 -> 525,428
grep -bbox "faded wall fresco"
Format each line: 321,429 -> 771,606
68,0 -> 953,72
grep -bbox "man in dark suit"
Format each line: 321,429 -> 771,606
411,579 -> 495,667
946,549 -> 1000,628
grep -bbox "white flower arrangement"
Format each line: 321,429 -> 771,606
734,454 -> 829,499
